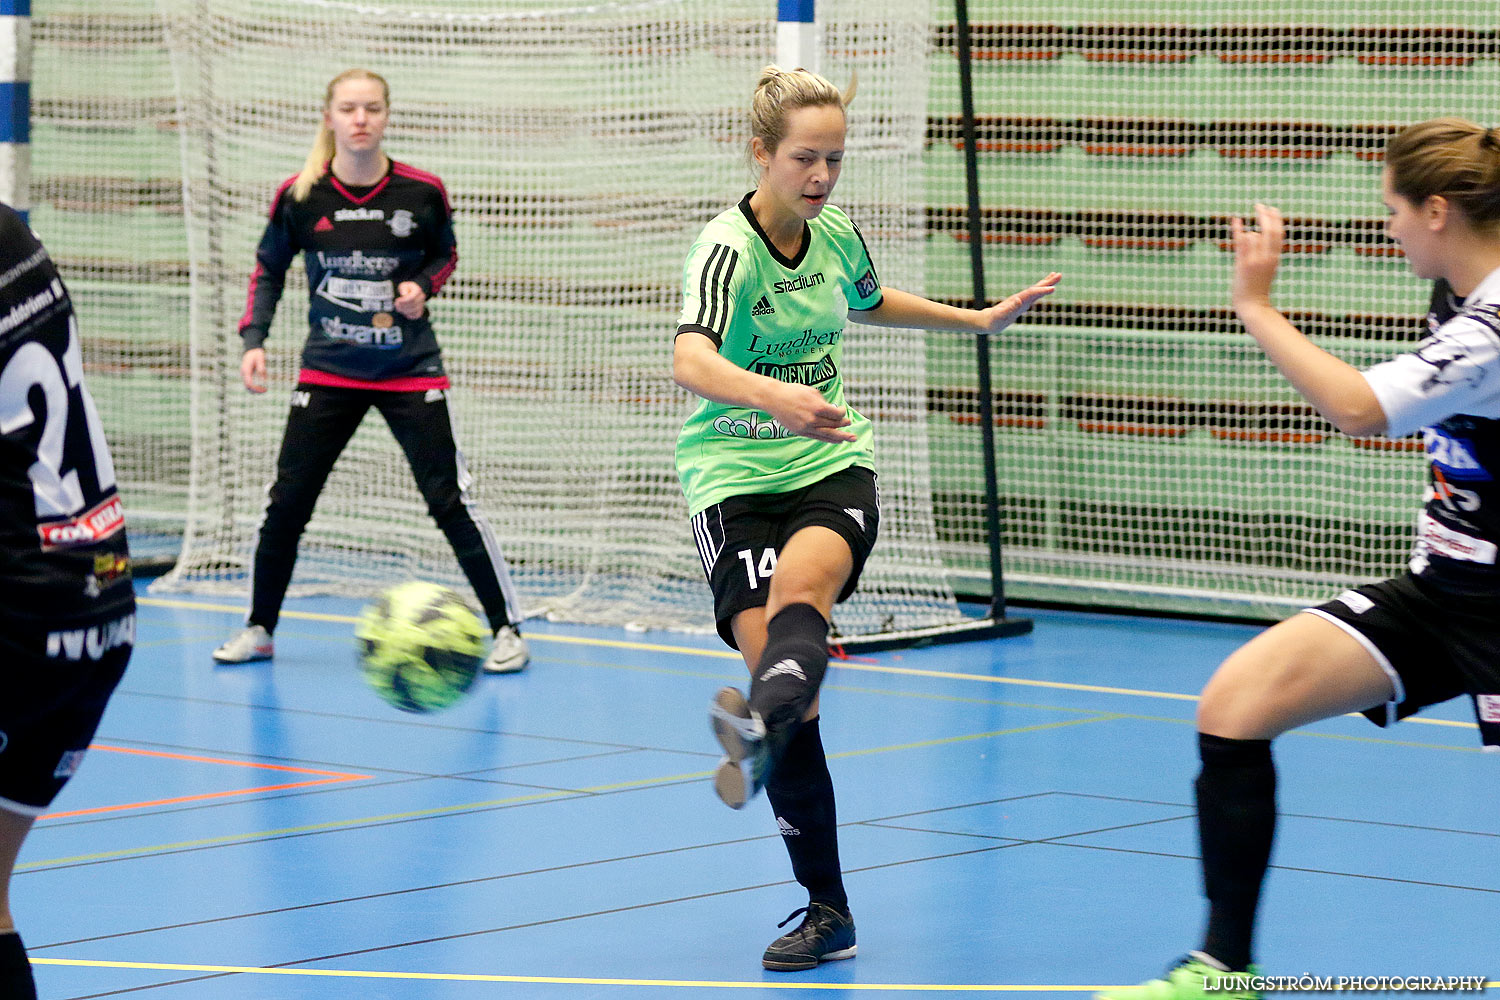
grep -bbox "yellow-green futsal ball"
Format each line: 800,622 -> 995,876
356,581 -> 485,713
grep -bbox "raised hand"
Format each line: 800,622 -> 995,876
975,272 -> 1062,334
1231,203 -> 1284,312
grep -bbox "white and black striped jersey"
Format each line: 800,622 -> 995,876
0,203 -> 133,625
1363,268 -> 1500,595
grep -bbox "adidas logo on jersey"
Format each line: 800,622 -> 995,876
751,295 -> 775,316
314,216 -> 334,232
759,658 -> 806,683
776,816 -> 802,837
844,507 -> 866,531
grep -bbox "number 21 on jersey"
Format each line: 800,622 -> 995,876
0,314 -> 121,545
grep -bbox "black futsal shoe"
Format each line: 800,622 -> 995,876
761,902 -> 857,971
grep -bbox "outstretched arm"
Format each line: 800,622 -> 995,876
851,273 -> 1061,333
1232,204 -> 1387,437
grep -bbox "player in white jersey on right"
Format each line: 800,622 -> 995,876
673,64 -> 1058,971
1104,118 -> 1500,998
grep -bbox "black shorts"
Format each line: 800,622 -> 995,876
691,465 -> 880,648
1307,572 -> 1500,747
0,608 -> 135,815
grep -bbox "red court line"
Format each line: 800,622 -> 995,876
89,744 -> 368,779
39,745 -> 371,821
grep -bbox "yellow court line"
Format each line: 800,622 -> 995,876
28,957 -> 1131,990
136,596 -> 1477,729
28,960 -> 1500,992
138,596 -> 745,658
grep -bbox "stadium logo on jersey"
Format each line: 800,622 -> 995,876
387,209 -> 417,237
316,251 -> 399,275
37,494 -> 125,552
320,316 -> 404,348
751,295 -> 775,316
854,268 -> 878,301
773,272 -> 825,295
334,207 -> 385,223
46,611 -> 135,662
753,354 -> 838,387
314,216 -> 334,233
712,412 -> 793,440
1424,428 -> 1492,481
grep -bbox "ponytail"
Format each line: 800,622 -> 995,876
291,125 -> 336,202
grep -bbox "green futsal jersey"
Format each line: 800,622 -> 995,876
675,194 -> 883,514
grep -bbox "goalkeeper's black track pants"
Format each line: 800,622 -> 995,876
247,382 -> 519,634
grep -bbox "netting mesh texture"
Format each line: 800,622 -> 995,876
31,1 -> 1492,625
148,0 -> 949,638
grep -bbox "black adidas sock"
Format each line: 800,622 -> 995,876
1196,732 -> 1276,972
748,603 -> 830,733
0,931 -> 38,1000
765,717 -> 848,913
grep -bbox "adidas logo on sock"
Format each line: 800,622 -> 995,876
314,216 -> 334,232
776,816 -> 802,837
844,507 -> 866,531
759,658 -> 806,683
751,295 -> 775,316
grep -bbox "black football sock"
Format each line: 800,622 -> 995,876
748,603 -> 830,734
1196,732 -> 1275,972
765,717 -> 848,913
0,932 -> 37,1000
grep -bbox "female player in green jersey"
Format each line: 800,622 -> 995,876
673,64 -> 1059,971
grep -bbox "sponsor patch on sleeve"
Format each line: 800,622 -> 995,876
853,269 -> 879,303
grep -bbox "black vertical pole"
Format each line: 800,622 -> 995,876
816,0 -> 1031,651
955,0 -> 1012,619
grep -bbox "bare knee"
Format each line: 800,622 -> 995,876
1197,654 -> 1284,740
1195,615 -> 1394,741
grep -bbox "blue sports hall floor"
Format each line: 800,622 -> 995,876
18,580 -> 1498,998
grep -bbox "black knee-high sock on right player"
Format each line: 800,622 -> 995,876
748,603 -> 830,734
765,716 -> 848,914
1196,732 -> 1276,972
0,931 -> 38,1000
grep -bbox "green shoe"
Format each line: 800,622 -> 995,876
1099,954 -> 1261,1000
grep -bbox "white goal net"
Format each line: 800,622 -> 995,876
151,0 -> 965,640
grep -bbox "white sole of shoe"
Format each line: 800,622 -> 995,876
709,687 -> 764,809
211,649 -> 272,664
763,944 -> 857,971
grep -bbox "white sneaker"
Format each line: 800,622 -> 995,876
483,625 -> 529,673
213,624 -> 273,663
